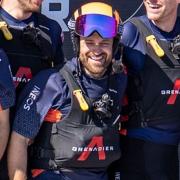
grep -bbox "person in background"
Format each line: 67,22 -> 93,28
0,0 -> 64,96
0,0 -> 64,179
0,49 -> 15,160
7,2 -> 127,180
118,0 -> 180,179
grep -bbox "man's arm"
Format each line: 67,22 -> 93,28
8,131 -> 30,180
0,49 -> 15,160
8,69 -> 61,180
0,109 -> 9,159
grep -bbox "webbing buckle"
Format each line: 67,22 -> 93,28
0,21 -> 13,40
146,35 -> 164,57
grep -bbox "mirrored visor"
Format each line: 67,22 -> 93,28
75,14 -> 117,38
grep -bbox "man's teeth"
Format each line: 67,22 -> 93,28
91,57 -> 102,60
149,4 -> 160,8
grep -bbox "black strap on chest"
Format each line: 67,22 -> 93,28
130,18 -> 178,66
0,13 -> 54,66
59,65 -> 81,92
59,64 -> 90,112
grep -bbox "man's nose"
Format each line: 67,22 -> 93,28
92,44 -> 103,54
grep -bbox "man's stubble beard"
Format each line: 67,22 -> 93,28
79,54 -> 111,78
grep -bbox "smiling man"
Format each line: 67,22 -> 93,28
7,2 -> 127,180
118,0 -> 180,180
79,33 -> 113,78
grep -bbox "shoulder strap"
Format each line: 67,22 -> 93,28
129,18 -> 177,64
59,64 -> 81,92
59,64 -> 89,111
28,13 -> 55,65
35,13 -> 48,27
130,17 -> 152,37
35,13 -> 52,43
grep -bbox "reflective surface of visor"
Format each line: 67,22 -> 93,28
75,14 -> 117,38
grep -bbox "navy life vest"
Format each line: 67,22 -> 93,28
29,65 -> 121,170
123,18 -> 180,128
0,13 -> 54,96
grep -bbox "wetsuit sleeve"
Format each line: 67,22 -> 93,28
121,21 -> 146,73
121,21 -> 140,48
0,49 -> 15,110
12,70 -> 62,139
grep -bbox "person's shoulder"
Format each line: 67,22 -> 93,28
18,68 -> 62,100
32,68 -> 60,84
26,59 -> 77,92
121,16 -> 143,47
21,68 -> 60,93
35,13 -> 62,32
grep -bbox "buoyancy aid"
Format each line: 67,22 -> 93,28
29,65 -> 122,170
124,17 -> 180,128
0,13 -> 54,96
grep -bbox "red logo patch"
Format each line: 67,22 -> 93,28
14,67 -> 32,88
167,79 -> 180,105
